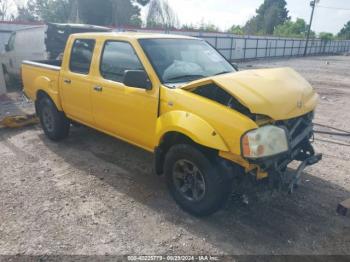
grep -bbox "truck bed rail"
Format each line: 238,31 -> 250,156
22,60 -> 61,71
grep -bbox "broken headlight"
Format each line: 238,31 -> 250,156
241,125 -> 289,159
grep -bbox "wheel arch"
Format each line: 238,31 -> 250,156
35,84 -> 63,112
155,111 -> 229,152
154,131 -> 220,176
154,111 -> 230,175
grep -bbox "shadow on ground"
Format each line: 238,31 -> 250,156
33,125 -> 350,255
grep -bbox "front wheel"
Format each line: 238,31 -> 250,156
164,144 -> 232,217
38,97 -> 70,141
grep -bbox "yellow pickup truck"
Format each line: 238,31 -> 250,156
22,32 -> 322,216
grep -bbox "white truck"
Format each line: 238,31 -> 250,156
1,23 -> 110,86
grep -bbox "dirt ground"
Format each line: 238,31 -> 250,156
0,55 -> 349,256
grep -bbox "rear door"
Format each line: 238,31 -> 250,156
60,38 -> 96,125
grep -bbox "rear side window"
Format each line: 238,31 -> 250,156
8,33 -> 16,51
69,39 -> 95,74
100,41 -> 143,82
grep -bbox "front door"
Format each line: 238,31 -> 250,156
60,38 -> 96,125
91,40 -> 158,150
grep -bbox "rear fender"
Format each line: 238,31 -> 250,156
35,76 -> 62,111
155,110 -> 229,151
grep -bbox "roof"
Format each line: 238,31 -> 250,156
47,23 -> 111,31
7,25 -> 45,33
8,23 -> 111,33
70,31 -> 198,40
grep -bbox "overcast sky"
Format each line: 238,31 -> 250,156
11,0 -> 350,34
142,0 -> 350,34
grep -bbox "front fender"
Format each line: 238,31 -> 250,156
155,110 -> 229,151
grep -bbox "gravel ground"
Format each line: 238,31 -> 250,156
0,55 -> 349,256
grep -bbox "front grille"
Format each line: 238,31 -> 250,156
276,111 -> 314,149
250,111 -> 316,171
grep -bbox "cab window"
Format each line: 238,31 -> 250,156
69,39 -> 95,74
100,41 -> 143,83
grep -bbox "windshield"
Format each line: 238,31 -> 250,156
139,38 -> 235,85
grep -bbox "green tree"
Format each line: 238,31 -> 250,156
273,18 -> 308,38
227,25 -> 244,35
0,0 -> 14,20
16,0 -> 73,23
111,0 -> 149,26
318,32 -> 334,41
244,0 -> 290,35
15,0 -> 38,22
338,21 -> 350,40
77,0 -> 112,25
77,0 -> 149,26
146,0 -> 178,29
14,0 -> 149,26
38,0 -> 72,23
198,20 -> 220,32
181,24 -> 197,31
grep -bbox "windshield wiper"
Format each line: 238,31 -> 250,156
214,71 -> 232,76
165,74 -> 206,83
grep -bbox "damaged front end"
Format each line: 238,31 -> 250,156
244,111 -> 322,193
187,79 -> 322,193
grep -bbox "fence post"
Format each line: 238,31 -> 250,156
319,40 -> 322,55
291,39 -> 294,57
0,66 -> 6,95
255,39 -> 259,58
243,38 -> 247,61
275,39 -> 277,57
229,37 -> 234,61
265,39 -> 268,58
283,39 -> 286,57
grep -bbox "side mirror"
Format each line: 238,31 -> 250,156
231,63 -> 239,71
4,44 -> 10,52
123,70 -> 152,90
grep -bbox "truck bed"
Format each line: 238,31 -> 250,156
22,60 -> 62,103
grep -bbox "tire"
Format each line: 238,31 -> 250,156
3,70 -> 11,88
164,144 -> 232,217
4,71 -> 10,83
3,70 -> 22,91
38,97 -> 70,141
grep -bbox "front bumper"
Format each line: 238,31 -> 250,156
287,152 -> 322,192
248,112 -> 322,191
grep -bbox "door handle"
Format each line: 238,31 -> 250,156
64,79 -> 71,84
93,86 -> 103,92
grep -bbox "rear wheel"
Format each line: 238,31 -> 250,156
164,144 -> 232,217
3,67 -> 11,88
38,97 -> 70,141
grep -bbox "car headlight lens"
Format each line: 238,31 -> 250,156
242,125 -> 289,159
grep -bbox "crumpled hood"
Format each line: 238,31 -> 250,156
183,67 -> 318,120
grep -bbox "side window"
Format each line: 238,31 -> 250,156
69,39 -> 95,74
100,41 -> 143,82
8,33 -> 16,51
